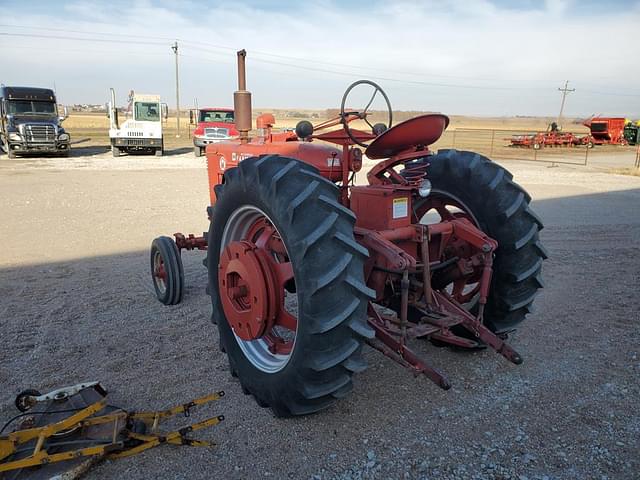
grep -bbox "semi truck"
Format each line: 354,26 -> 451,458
108,89 -> 167,157
0,86 -> 70,158
190,107 -> 237,157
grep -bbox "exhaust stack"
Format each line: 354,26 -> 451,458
234,50 -> 252,143
109,88 -> 119,130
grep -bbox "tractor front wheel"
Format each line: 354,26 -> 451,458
208,155 -> 373,416
150,236 -> 184,305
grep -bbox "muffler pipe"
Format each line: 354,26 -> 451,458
234,49 -> 252,143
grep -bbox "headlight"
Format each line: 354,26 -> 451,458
58,133 -> 70,141
8,132 -> 21,141
418,179 -> 432,198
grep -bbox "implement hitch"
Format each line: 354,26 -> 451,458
365,221 -> 524,390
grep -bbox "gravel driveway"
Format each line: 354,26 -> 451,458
1,149 -> 638,480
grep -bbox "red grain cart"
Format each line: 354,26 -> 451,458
583,117 -> 628,146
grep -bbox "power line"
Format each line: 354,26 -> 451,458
0,31 -> 166,45
172,41 -> 181,136
2,28 -> 639,98
0,23 -> 553,83
557,80 -> 575,124
180,44 -> 551,92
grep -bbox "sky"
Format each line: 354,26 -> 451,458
0,0 -> 639,117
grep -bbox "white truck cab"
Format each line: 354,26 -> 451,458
108,89 -> 167,157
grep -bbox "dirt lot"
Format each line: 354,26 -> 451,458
1,148 -> 639,480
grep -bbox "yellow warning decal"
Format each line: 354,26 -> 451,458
392,197 -> 408,219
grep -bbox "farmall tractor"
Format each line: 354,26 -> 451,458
150,51 -> 546,417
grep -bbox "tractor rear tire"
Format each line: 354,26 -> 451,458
150,236 -> 184,305
208,155 -> 374,417
404,149 -> 546,333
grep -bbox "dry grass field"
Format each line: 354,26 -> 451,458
64,110 -> 590,148
64,110 -> 638,169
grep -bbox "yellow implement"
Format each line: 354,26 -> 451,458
0,390 -> 224,474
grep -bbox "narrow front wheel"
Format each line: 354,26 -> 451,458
150,236 -> 184,305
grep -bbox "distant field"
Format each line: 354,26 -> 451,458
64,110 -> 591,151
67,110 -> 635,168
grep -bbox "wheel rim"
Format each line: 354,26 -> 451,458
219,205 -> 297,373
152,250 -> 167,295
414,190 -> 482,306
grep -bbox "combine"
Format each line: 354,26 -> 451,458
150,51 -> 546,416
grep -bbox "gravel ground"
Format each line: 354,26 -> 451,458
1,148 -> 639,480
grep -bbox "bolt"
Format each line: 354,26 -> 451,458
482,244 -> 492,253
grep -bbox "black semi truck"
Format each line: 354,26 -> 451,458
0,86 -> 70,158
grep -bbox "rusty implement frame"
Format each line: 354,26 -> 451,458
0,391 -> 224,474
364,222 -> 523,390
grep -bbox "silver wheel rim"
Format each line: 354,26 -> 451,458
220,205 -> 297,373
153,250 -> 167,295
415,189 -> 481,309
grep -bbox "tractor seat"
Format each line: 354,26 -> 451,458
365,114 -> 450,159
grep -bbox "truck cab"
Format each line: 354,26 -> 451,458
0,86 -> 70,158
190,108 -> 237,157
108,90 -> 167,157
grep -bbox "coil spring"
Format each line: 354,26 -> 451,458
402,163 -> 428,185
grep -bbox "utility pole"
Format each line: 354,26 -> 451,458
557,80 -> 575,126
172,41 -> 181,137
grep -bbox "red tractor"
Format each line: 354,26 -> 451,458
151,51 -> 546,416
190,107 -> 238,157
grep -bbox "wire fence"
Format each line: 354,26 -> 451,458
430,128 -> 592,166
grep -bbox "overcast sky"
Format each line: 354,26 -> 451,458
1,0 -> 639,117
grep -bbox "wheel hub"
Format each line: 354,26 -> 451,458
218,240 -> 278,341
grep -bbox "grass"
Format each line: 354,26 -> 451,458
64,110 -> 591,151
609,166 -> 640,176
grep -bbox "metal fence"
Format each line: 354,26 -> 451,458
430,128 -> 591,166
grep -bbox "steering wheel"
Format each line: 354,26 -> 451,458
340,80 -> 393,147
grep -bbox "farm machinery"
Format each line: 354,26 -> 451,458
623,119 -> 639,145
508,122 -> 587,149
150,50 -> 546,416
583,116 -> 628,147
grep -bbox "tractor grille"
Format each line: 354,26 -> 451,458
126,139 -> 145,146
204,127 -> 229,139
24,124 -> 56,143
